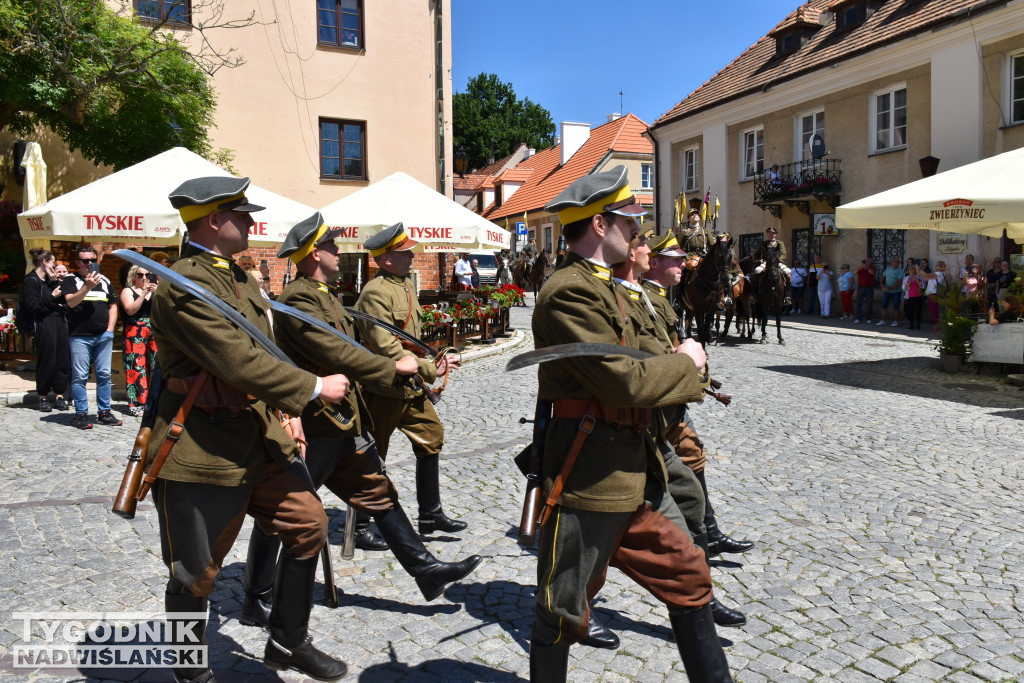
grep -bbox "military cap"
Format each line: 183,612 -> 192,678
765,226 -> 778,234
544,165 -> 647,226
648,231 -> 686,257
169,176 -> 265,224
363,222 -> 417,257
277,211 -> 344,263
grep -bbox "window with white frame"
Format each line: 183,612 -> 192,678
798,110 -> 825,162
1011,52 -> 1024,124
683,147 -> 699,192
641,163 -> 653,190
543,225 -> 553,254
872,86 -> 907,152
741,128 -> 764,180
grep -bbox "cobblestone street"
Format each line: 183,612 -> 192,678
0,302 -> 1021,682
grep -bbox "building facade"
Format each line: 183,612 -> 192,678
649,0 -> 1024,275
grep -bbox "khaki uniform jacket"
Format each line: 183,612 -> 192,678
355,272 -> 437,399
147,247 -> 317,486
533,253 -> 707,513
274,275 -> 397,438
641,280 -> 681,347
754,239 -> 787,265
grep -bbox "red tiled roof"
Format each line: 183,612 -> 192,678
474,143 -> 528,176
653,0 -> 1008,128
768,5 -> 821,35
496,168 -> 534,182
453,173 -> 488,191
484,113 -> 653,221
635,193 -> 654,205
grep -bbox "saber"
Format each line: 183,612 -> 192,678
342,306 -> 436,357
506,343 -> 654,372
112,249 -> 350,437
269,300 -> 370,353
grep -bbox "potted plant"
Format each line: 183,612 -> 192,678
933,306 -> 976,372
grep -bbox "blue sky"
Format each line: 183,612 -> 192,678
452,0 -> 805,130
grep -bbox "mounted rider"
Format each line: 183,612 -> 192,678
522,237 -> 539,276
751,226 -> 792,306
678,209 -> 713,266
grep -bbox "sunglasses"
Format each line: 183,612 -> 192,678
136,273 -> 150,279
78,258 -> 98,263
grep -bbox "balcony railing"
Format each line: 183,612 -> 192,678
754,158 -> 842,218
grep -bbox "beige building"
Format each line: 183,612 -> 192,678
649,0 -> 1024,274
0,0 -> 453,290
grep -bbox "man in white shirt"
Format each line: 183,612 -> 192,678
454,253 -> 473,290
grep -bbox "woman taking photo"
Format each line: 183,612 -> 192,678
120,265 -> 158,417
22,248 -> 70,412
902,264 -> 926,330
989,294 -> 1024,325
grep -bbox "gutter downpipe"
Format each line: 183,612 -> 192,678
646,126 -> 661,235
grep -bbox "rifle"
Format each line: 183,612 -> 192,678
517,398 -> 552,546
112,363 -> 163,519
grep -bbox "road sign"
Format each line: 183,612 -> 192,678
515,222 -> 527,236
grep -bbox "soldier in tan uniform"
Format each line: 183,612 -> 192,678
152,177 -> 350,682
238,214 -> 481,622
355,223 -> 465,536
530,166 -> 732,682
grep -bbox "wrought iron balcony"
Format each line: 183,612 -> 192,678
753,158 -> 842,218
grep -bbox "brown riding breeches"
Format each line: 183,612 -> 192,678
304,432 -> 398,514
363,391 -> 445,460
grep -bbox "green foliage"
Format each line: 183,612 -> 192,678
933,282 -> 977,357
0,0 -> 218,170
453,73 -> 556,170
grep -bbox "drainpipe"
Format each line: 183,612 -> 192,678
435,0 -> 446,196
646,127 -> 662,233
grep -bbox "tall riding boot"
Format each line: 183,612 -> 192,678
374,502 -> 481,601
669,604 -> 734,683
353,510 -> 389,551
694,532 -> 747,628
240,523 -> 281,628
697,469 -> 754,557
165,591 -> 214,683
580,605 -> 620,649
264,554 -> 348,681
416,453 -> 467,534
529,640 -> 569,683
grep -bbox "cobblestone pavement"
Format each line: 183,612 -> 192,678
0,299 -> 1021,682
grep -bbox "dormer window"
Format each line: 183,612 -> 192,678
775,30 -> 814,56
770,8 -> 822,57
831,0 -> 883,31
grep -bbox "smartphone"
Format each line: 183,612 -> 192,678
89,263 -> 100,276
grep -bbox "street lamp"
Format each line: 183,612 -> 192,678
919,156 -> 940,178
454,146 -> 470,178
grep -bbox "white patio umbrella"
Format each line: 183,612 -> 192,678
319,171 -> 511,253
835,146 -> 1024,244
17,147 -> 314,247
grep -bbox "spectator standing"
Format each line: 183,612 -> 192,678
877,257 -> 904,327
806,257 -> 822,315
62,243 -> 121,429
854,258 -> 878,323
837,264 -> 856,320
816,263 -> 834,317
454,253 -> 472,290
920,261 -> 947,333
962,264 -> 983,315
995,259 -> 1017,301
22,248 -> 70,412
789,259 -> 807,314
470,259 -> 481,289
985,257 -> 1002,311
119,265 -> 159,417
902,264 -> 926,330
237,255 -> 256,272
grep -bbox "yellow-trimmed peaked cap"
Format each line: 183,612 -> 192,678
363,222 -> 418,257
544,165 -> 648,227
278,211 -> 344,263
648,230 -> 687,257
168,176 -> 265,224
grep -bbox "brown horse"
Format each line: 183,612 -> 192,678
525,251 -> 550,298
680,236 -> 734,347
716,266 -> 749,343
752,248 -> 786,345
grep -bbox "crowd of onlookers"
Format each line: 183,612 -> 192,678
786,253 -> 1021,333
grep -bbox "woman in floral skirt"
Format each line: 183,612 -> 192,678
119,264 -> 158,416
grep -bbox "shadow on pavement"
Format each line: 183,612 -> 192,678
358,642 -> 522,681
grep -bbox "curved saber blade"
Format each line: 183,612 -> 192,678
343,306 -> 436,357
269,301 -> 371,354
505,343 -> 654,372
113,249 -> 291,365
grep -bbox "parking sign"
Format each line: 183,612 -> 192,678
515,222 -> 527,236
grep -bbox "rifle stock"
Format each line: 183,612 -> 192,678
518,399 -> 551,546
112,364 -> 162,519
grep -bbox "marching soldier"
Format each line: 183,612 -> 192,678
752,226 -> 793,306
530,165 -> 732,681
152,177 -> 350,682
355,224 -> 465,536
238,213 -> 482,626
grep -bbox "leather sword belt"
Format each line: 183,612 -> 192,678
166,374 -> 255,413
552,399 -> 651,433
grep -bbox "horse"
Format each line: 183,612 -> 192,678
716,264 -> 748,344
752,248 -> 786,345
679,235 -> 734,347
525,251 -> 550,298
497,252 -> 514,286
